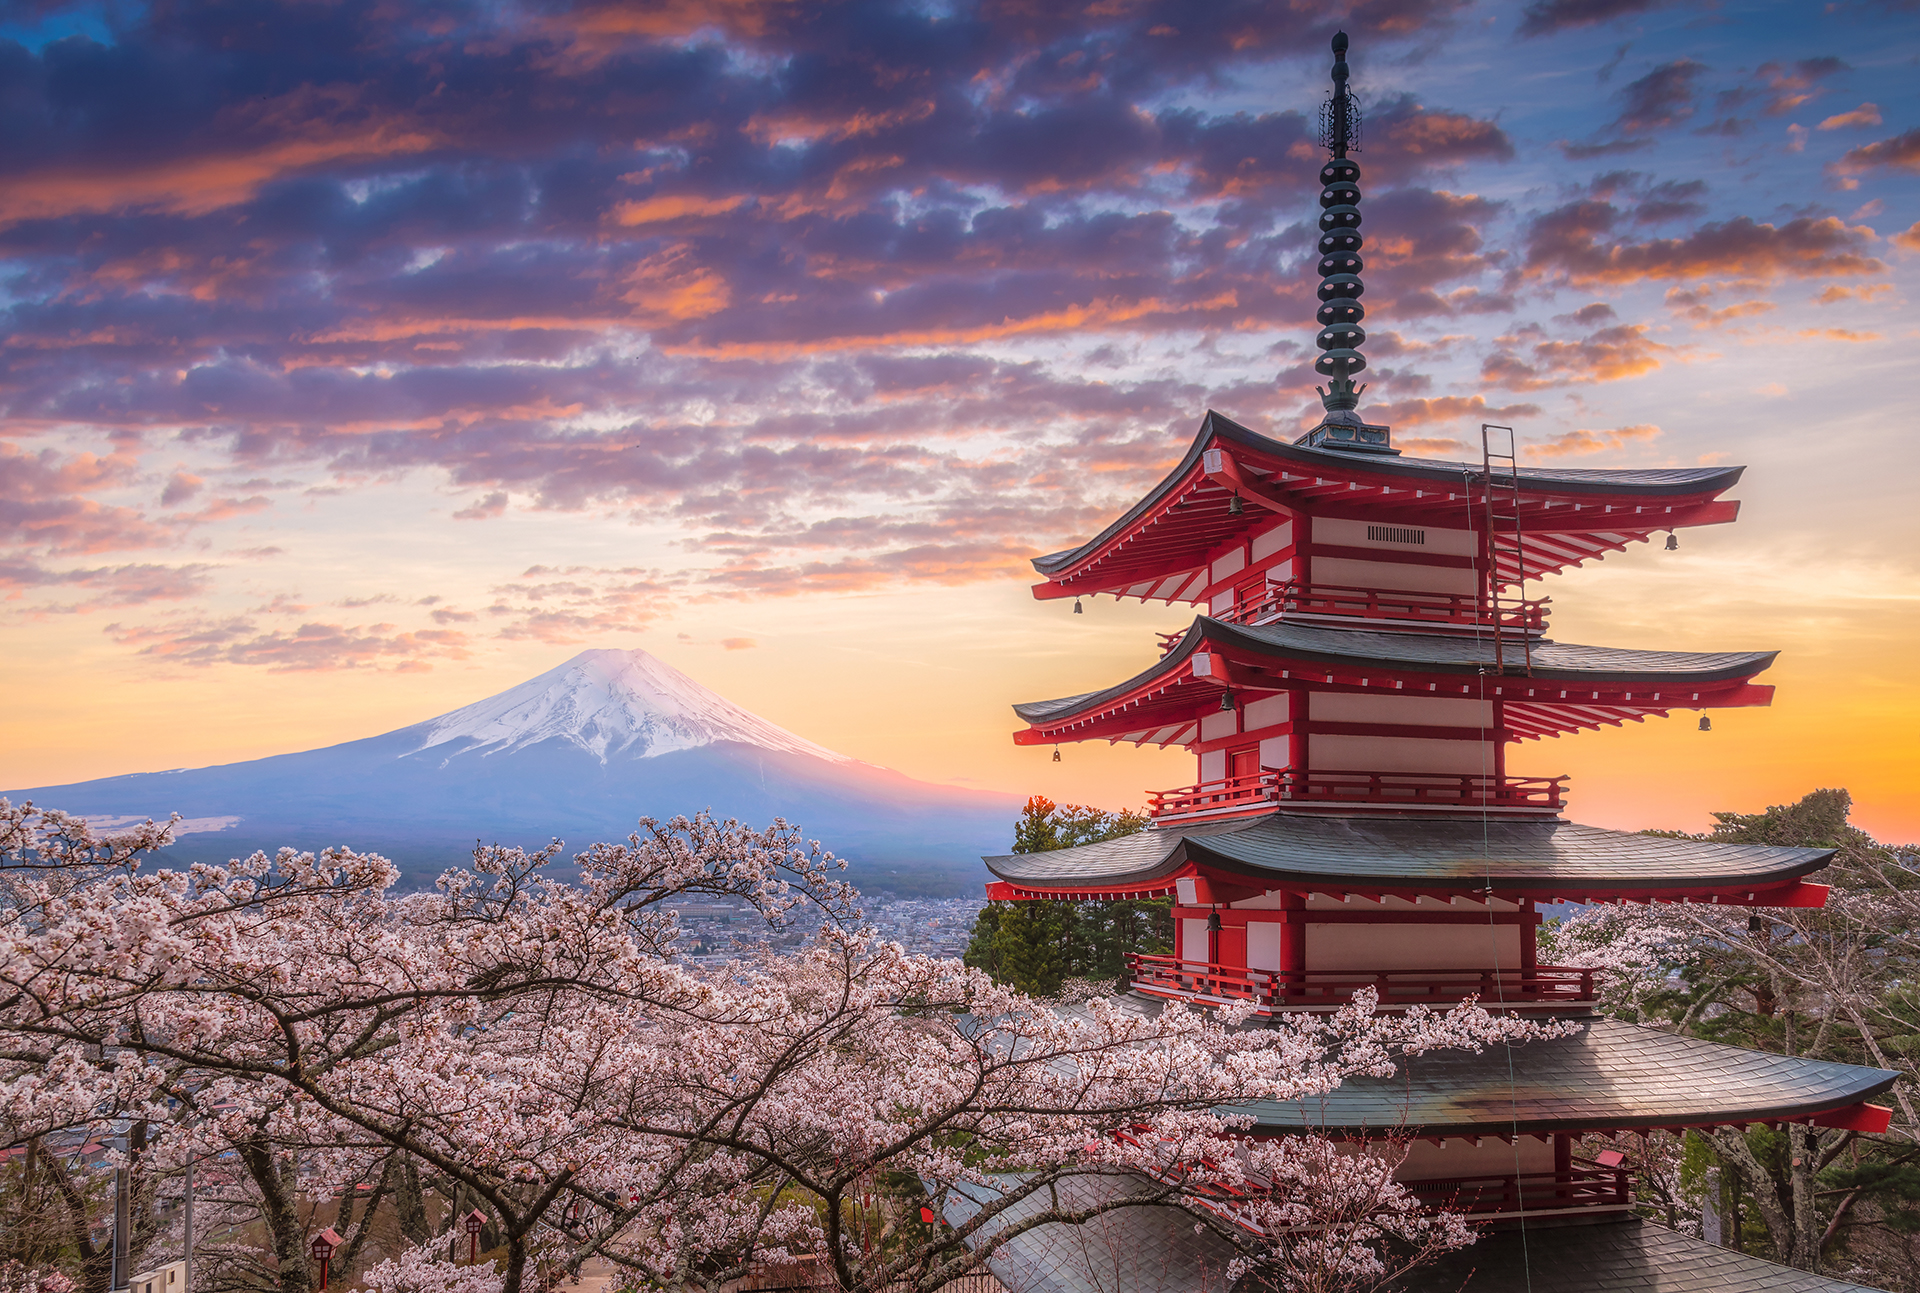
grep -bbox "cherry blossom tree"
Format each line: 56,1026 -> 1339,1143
3,799 -> 1558,1293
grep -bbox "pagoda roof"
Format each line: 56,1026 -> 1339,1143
1013,618 -> 1774,741
983,814 -> 1834,904
1034,411 -> 1745,598
1397,1217 -> 1880,1292
945,1180 -> 1878,1293
1223,1012 -> 1897,1138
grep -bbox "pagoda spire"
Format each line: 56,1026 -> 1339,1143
1300,31 -> 1396,453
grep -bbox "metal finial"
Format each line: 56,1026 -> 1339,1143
1314,31 -> 1366,394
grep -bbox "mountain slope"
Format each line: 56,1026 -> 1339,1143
7,650 -> 1021,894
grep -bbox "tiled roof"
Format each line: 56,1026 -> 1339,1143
940,1173 -> 1241,1293
1032,411 -> 1745,578
946,1174 -> 1877,1293
984,814 -> 1833,895
1234,1014 -> 1896,1136
1395,1217 -> 1881,1292
1011,618 -> 1775,724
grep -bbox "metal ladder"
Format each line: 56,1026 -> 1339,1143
1480,424 -> 1532,675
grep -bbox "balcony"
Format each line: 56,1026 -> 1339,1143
1276,768 -> 1567,813
1125,953 -> 1598,1013
1217,581 -> 1549,635
1146,771 -> 1280,821
1145,770 -> 1567,823
1402,1161 -> 1632,1217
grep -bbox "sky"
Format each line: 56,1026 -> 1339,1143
2,0 -> 1917,845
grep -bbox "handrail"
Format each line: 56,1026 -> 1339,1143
1146,771 -> 1280,817
1276,768 -> 1567,810
1126,953 -> 1598,1008
1402,1164 -> 1631,1214
1217,581 -> 1549,632
1146,770 -> 1568,819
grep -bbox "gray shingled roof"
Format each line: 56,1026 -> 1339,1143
984,814 -> 1833,896
942,1174 -> 1239,1293
1032,410 -> 1745,578
1230,1014 -> 1897,1137
1395,1217 -> 1882,1292
946,1172 -> 1878,1293
1012,617 -> 1776,725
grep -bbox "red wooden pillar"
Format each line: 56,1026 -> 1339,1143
1520,898 -> 1537,994
1278,891 -> 1306,1000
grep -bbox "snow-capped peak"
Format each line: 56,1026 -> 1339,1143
407,648 -> 853,765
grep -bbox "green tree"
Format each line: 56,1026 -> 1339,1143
965,796 -> 1168,996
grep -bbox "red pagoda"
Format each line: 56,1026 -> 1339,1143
969,31 -> 1897,1293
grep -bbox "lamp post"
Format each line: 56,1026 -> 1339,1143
309,1229 -> 342,1292
464,1209 -> 487,1265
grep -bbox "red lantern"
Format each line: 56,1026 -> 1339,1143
464,1208 -> 487,1265
309,1229 -> 342,1291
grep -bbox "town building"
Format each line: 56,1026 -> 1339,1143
966,31 -> 1898,1293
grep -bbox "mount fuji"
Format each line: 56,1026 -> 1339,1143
7,649 -> 1024,893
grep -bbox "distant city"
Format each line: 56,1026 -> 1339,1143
675,895 -> 986,964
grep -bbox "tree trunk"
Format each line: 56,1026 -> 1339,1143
395,1157 -> 431,1245
237,1139 -> 312,1293
39,1141 -> 112,1293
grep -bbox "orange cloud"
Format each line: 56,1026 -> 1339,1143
1894,222 -> 1920,253
1819,104 -> 1883,131
610,194 -> 751,225
1524,424 -> 1660,459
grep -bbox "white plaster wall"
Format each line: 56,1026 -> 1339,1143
1211,589 -> 1235,615
1395,1137 -> 1554,1182
1309,733 -> 1494,773
1305,921 -> 1521,972
1200,710 -> 1239,741
1252,521 -> 1294,562
1310,693 -> 1492,727
1247,922 -> 1283,971
1211,548 -> 1247,584
1311,556 -> 1477,595
1182,918 -> 1212,966
1244,693 -> 1290,728
1259,736 -> 1288,768
1199,749 -> 1227,782
1313,516 -> 1478,557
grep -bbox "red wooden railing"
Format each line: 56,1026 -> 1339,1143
1276,768 -> 1567,810
1222,582 -> 1548,632
1146,770 -> 1566,820
1146,771 -> 1281,818
1125,953 -> 1597,1008
1402,1161 -> 1631,1215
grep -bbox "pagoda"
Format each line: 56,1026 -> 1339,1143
967,32 -> 1898,1293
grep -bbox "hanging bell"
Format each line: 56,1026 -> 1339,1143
1665,532 -> 1679,551
1698,716 -> 1712,732
1229,495 -> 1245,517
1747,915 -> 1767,934
1218,691 -> 1235,712
1073,598 -> 1084,614
1052,746 -> 1062,762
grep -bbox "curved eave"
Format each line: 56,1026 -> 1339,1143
1232,1016 -> 1899,1139
984,815 -> 1836,903
1012,617 -> 1778,736
1032,411 -> 1746,593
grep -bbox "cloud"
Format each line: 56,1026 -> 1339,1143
1755,57 -> 1846,116
720,636 -> 757,650
1523,203 -> 1882,285
1894,222 -> 1920,252
0,559 -> 217,608
1524,423 -> 1660,458
1611,60 -> 1705,134
103,618 -> 473,671
1364,395 -> 1545,429
1482,323 -> 1674,390
1516,0 -> 1665,37
1818,103 -> 1883,130
453,490 -> 509,520
160,471 -> 203,506
1831,128 -> 1920,175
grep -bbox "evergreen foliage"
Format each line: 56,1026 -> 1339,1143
963,796 -> 1170,996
